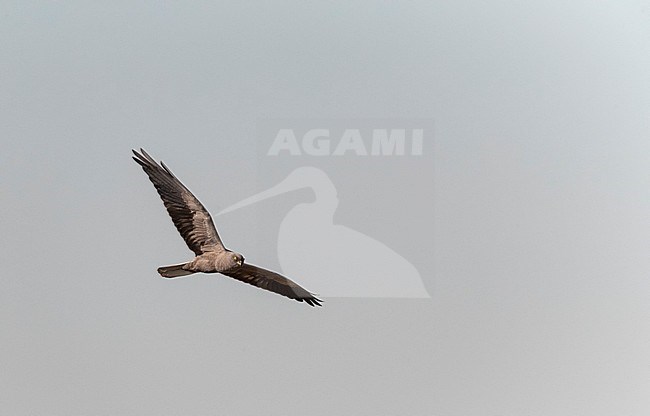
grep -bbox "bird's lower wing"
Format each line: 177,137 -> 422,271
222,264 -> 322,307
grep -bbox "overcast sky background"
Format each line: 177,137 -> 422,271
1,2 -> 649,415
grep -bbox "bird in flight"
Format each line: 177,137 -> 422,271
132,149 -> 322,307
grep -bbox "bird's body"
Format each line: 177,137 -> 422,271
186,251 -> 243,274
132,149 -> 322,307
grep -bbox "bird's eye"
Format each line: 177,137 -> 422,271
232,255 -> 237,261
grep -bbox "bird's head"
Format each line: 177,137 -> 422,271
226,251 -> 245,269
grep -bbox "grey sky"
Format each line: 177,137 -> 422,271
1,1 -> 649,415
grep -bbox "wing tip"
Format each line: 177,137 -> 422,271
132,148 -> 149,166
302,295 -> 323,307
131,148 -> 176,176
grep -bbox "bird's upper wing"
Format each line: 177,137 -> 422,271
223,264 -> 322,307
132,148 -> 225,255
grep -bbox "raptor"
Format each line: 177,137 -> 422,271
132,149 -> 322,307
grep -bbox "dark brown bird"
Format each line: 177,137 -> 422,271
132,149 -> 322,307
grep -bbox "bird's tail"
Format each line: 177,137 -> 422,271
157,263 -> 194,278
